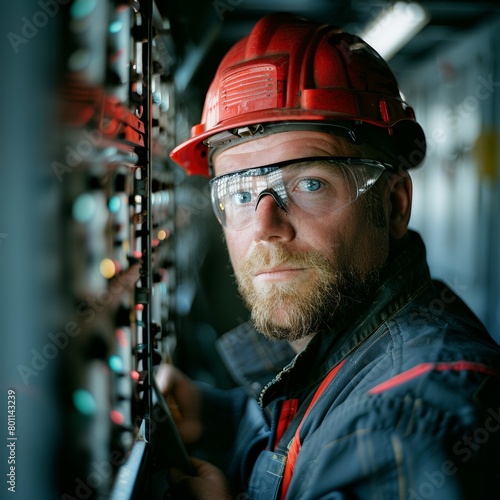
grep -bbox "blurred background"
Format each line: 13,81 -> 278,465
1,1 -> 499,498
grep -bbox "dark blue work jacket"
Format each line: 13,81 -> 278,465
199,231 -> 500,499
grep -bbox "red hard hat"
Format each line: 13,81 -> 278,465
170,13 -> 426,176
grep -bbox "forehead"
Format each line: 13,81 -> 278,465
212,130 -> 364,177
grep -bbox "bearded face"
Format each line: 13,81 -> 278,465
212,131 -> 398,344
234,239 -> 382,342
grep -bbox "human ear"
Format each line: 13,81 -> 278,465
388,174 -> 412,240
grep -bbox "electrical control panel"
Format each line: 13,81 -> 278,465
50,1 -> 190,497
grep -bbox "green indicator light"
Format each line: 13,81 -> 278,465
72,193 -> 96,223
72,389 -> 96,416
109,355 -> 123,373
108,195 -> 121,213
70,0 -> 97,19
109,20 -> 123,34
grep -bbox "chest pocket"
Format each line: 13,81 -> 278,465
246,451 -> 287,500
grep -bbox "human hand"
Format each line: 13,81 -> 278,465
156,363 -> 203,443
168,457 -> 232,500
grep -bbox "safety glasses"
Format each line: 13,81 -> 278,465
210,156 -> 391,230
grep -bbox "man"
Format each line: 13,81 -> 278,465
159,13 -> 500,499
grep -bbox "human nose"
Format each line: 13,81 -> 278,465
252,191 -> 295,242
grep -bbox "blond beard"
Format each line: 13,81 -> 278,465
235,244 -> 379,342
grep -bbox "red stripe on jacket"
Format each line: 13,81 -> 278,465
368,360 -> 499,395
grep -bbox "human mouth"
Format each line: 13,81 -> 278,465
255,266 -> 308,282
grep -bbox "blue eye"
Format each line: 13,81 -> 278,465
236,191 -> 252,204
297,179 -> 322,192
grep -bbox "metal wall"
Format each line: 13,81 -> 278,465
401,15 -> 500,340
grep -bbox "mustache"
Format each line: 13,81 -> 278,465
238,244 -> 331,275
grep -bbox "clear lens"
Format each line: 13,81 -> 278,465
210,157 -> 387,230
